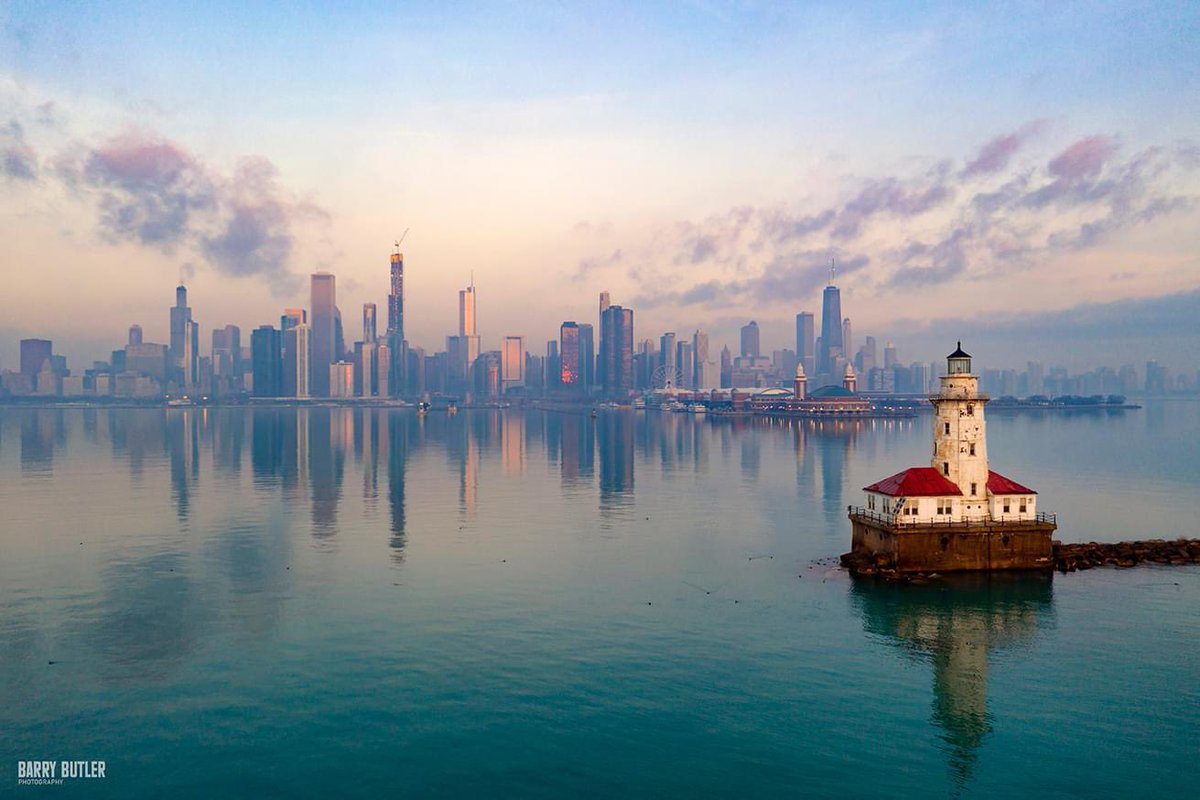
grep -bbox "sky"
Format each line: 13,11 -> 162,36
1,1 -> 1199,374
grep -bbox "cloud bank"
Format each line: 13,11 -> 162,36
9,107 -> 326,290
576,121 -> 1199,312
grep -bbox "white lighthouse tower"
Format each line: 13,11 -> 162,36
931,342 -> 989,520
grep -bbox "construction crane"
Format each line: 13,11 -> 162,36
394,228 -> 409,254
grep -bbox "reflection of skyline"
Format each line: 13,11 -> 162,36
851,575 -> 1053,789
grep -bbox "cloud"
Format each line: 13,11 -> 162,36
42,127 -> 327,287
1048,135 -> 1118,180
832,178 -> 953,239
633,250 -> 869,309
579,123 -> 1199,310
573,247 -> 622,281
962,119 -> 1048,176
201,157 -> 325,285
72,131 -> 215,246
1,119 -> 37,181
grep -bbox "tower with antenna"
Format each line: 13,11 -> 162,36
387,229 -> 408,341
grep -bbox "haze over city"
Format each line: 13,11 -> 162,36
2,2 -> 1198,371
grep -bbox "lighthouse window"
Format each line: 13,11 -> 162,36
943,462 -> 949,476
970,482 -> 977,496
969,443 -> 975,456
966,404 -> 974,416
944,422 -> 951,435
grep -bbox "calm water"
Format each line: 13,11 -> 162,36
2,403 -> 1198,798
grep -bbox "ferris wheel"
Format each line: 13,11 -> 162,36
651,364 -> 684,390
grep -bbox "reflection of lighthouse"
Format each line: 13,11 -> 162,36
851,575 -> 1053,787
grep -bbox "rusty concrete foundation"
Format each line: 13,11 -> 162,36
845,508 -> 1056,574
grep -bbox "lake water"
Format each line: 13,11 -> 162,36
2,402 -> 1198,798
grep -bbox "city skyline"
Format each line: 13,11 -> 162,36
2,3 -> 1199,372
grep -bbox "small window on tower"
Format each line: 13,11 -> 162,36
970,483 -> 977,496
943,462 -> 949,476
944,422 -> 951,435
969,443 -> 976,456
966,404 -> 974,416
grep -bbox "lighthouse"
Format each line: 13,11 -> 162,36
932,342 -> 990,519
845,343 -> 1056,574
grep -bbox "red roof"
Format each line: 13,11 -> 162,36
864,467 -> 962,497
987,470 -> 1036,495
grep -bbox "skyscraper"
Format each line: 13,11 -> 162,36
842,318 -> 853,365
310,272 -> 336,397
182,319 -> 199,389
692,330 -> 716,390
501,336 -> 524,391
19,338 -> 52,379
659,332 -> 676,385
579,323 -> 594,392
387,248 -> 404,341
795,312 -> 815,375
819,282 -> 843,375
459,280 -> 476,337
283,323 -> 310,397
251,325 -> 283,397
128,324 -> 143,346
169,283 -> 191,370
600,305 -> 633,397
362,303 -> 377,343
740,321 -> 760,358
452,279 -> 481,391
560,322 -> 581,389
211,324 -> 241,392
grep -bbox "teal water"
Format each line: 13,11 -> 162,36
1,403 -> 1197,797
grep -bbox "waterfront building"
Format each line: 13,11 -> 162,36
560,322 -> 596,393
748,361 -> 872,416
600,304 -> 633,397
330,361 -> 354,398
310,273 -> 336,397
250,326 -> 283,397
847,343 -> 1056,573
19,338 -> 52,382
283,323 -> 310,397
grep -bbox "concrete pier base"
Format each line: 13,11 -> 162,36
845,509 -> 1056,574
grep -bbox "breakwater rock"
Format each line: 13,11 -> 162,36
1052,538 -> 1200,572
840,538 -> 1200,580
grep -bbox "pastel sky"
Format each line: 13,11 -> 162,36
2,1 -> 1199,372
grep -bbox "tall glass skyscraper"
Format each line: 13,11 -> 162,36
819,284 -> 843,375
387,250 -> 404,341
169,283 -> 192,378
600,305 -> 633,397
310,273 -> 336,397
